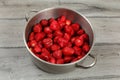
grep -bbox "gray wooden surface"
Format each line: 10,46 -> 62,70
0,0 -> 120,80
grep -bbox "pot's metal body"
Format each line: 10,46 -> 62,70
24,7 -> 96,73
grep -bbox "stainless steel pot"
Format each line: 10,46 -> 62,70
24,7 -> 96,73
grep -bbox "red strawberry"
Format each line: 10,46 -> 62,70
73,46 -> 82,56
38,41 -> 43,48
82,44 -> 90,52
50,20 -> 60,31
40,19 -> 48,26
33,24 -> 42,33
34,45 -> 41,53
56,59 -> 64,64
49,57 -> 56,64
52,50 -> 62,59
29,32 -> 34,41
35,53 -> 41,58
41,48 -> 50,55
63,47 -> 74,56
71,37 -> 76,43
74,38 -> 84,47
65,19 -> 71,26
77,55 -> 83,60
58,20 -> 65,29
54,30 -> 63,37
71,23 -> 80,31
64,56 -> 72,63
71,58 -> 78,62
79,33 -> 89,42
30,40 -> 37,47
64,25 -> 74,36
40,52 -> 50,61
57,37 -> 68,47
81,51 -> 86,56
29,47 -> 35,53
35,32 -> 45,41
51,44 -> 60,51
77,29 -> 85,35
64,33 -> 70,41
54,36 -> 60,43
47,33 -> 53,38
49,18 -> 55,23
42,38 -> 53,48
67,42 -> 72,47
60,15 -> 66,22
44,27 -> 52,34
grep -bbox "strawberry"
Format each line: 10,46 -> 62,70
74,38 -> 84,47
71,58 -> 78,62
47,33 -> 53,38
30,40 -> 37,47
44,26 -> 52,34
54,30 -> 63,37
82,44 -> 90,52
67,42 -> 72,47
77,55 -> 83,60
40,19 -> 48,26
33,24 -> 42,33
29,32 -> 34,41
50,20 -> 60,31
65,19 -> 71,26
57,37 -> 68,48
41,48 -> 50,55
71,37 -> 76,43
42,38 -> 53,48
49,18 -> 55,23
52,50 -> 62,59
71,23 -> 80,31
60,15 -> 66,22
49,57 -> 56,64
73,46 -> 82,56
56,59 -> 64,64
64,33 -> 70,41
63,47 -> 74,56
64,56 -> 72,63
77,29 -> 85,35
51,44 -> 60,51
79,33 -> 89,42
64,25 -> 74,36
40,52 -> 50,61
34,45 -> 41,53
35,32 -> 45,41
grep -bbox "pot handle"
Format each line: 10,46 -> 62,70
76,54 -> 97,68
25,10 -> 38,22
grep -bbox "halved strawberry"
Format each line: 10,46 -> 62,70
33,24 -> 42,33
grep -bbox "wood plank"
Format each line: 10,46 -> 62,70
0,0 -> 120,18
0,18 -> 120,47
60,0 -> 120,10
0,0 -> 59,19
0,19 -> 25,47
0,45 -> 120,80
58,0 -> 120,18
0,0 -> 58,6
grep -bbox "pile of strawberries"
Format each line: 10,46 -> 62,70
27,15 -> 90,64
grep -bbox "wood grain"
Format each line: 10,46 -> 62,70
60,0 -> 120,10
0,45 -> 120,80
0,18 -> 120,47
0,0 -> 120,19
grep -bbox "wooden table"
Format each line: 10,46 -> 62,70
0,0 -> 120,80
